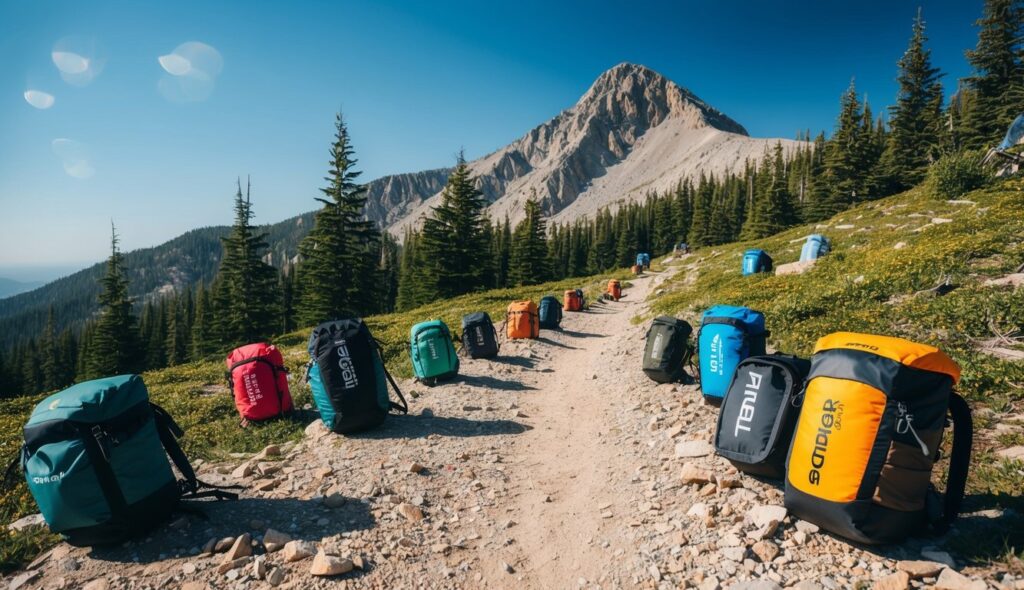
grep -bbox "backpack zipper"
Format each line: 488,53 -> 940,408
896,402 -> 929,456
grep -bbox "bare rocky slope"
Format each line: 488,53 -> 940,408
386,63 -> 805,235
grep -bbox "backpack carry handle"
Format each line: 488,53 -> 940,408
935,392 -> 972,533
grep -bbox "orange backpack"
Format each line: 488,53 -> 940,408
631,265 -> 642,275
506,301 -> 539,339
608,279 -> 622,301
564,289 -> 583,312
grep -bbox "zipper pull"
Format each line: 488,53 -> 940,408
896,402 -> 929,456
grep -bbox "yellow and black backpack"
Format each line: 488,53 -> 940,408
784,332 -> 973,544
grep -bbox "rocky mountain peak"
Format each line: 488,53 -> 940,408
577,62 -> 748,136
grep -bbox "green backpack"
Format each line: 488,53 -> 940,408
410,319 -> 459,386
15,375 -> 237,546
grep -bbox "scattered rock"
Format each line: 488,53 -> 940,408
283,540 -> 316,562
214,536 -> 236,552
674,440 -> 713,458
396,502 -> 425,522
894,242 -> 908,250
775,259 -> 817,276
931,217 -> 953,224
7,513 -> 45,532
408,461 -> 425,473
81,580 -> 109,590
998,446 -> 1024,460
920,548 -> 956,569
897,560 -> 946,579
934,568 -> 986,590
983,273 -> 1024,288
751,540 -> 779,563
263,528 -> 292,553
746,504 -> 787,528
872,572 -> 910,590
794,520 -> 819,534
267,566 -> 286,586
8,571 -> 42,590
680,462 -> 713,484
323,492 -> 347,508
222,533 -> 252,563
310,549 -> 354,576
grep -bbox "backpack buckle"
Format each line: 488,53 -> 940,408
91,425 -> 111,461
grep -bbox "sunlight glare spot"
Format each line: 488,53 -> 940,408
24,90 -> 55,110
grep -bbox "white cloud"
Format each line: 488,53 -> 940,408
51,51 -> 90,74
158,53 -> 191,76
24,90 -> 55,109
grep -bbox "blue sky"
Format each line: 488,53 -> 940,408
0,0 -> 985,277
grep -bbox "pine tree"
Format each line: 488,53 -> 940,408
742,143 -> 798,238
165,295 -> 188,366
959,0 -> 1024,149
885,9 -> 945,190
509,196 -> 549,285
218,178 -> 280,346
86,223 -> 141,379
191,283 -> 217,359
279,267 -> 297,334
418,155 -> 491,298
144,301 -> 167,370
40,306 -> 59,391
297,112 -> 380,324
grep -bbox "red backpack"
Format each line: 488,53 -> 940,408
225,343 -> 293,423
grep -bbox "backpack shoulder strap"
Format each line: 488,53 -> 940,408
374,343 -> 409,415
936,392 -> 972,532
150,403 -> 240,501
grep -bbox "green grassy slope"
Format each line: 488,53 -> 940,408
648,179 -> 1024,566
0,269 -> 631,571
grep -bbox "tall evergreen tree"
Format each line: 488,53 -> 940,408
959,0 -> 1024,149
885,9 -> 945,190
418,155 -> 491,298
509,196 -> 549,286
218,178 -> 280,346
191,283 -> 217,359
297,112 -> 380,324
86,224 -> 141,379
40,306 -> 59,391
742,143 -> 798,239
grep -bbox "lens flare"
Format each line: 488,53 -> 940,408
157,41 -> 223,103
24,90 -> 55,109
51,138 -> 95,179
51,37 -> 106,87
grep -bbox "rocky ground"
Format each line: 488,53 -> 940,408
5,269 -> 1016,590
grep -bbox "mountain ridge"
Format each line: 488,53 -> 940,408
0,63 -> 803,346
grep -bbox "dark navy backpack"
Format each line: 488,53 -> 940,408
306,319 -> 408,434
461,312 -> 499,359
538,296 -> 562,330
697,305 -> 768,403
742,249 -> 773,275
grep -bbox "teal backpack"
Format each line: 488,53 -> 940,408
410,320 -> 459,386
13,375 -> 237,546
538,295 -> 562,330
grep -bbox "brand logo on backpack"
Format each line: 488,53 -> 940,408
474,327 -> 485,347
427,339 -> 439,360
710,334 -> 723,375
844,342 -> 879,351
32,471 -> 66,485
733,370 -> 763,436
335,340 -> 359,389
651,333 -> 664,360
808,399 -> 843,485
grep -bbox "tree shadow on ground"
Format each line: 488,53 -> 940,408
560,329 -> 604,339
459,374 -> 537,391
352,414 -> 531,440
535,336 -> 579,350
489,355 -> 536,369
87,496 -> 374,564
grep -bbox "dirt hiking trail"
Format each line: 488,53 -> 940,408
7,268 -> 1005,590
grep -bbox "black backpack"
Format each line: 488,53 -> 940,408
461,312 -> 499,359
306,319 -> 408,434
713,354 -> 810,479
642,316 -> 694,383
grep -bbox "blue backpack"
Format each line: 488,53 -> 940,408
800,235 -> 831,262
697,305 -> 768,403
742,249 -> 773,275
410,319 -> 459,385
538,296 -> 563,329
16,375 -> 237,546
